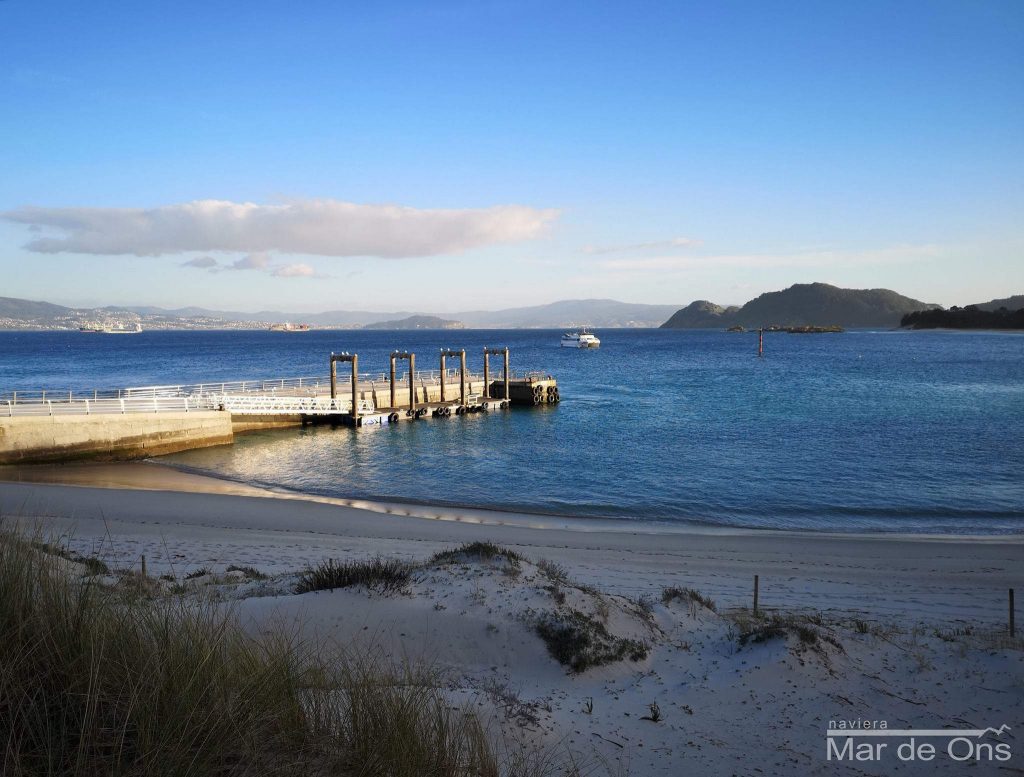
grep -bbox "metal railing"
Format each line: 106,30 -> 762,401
0,368 -> 525,418
2,396 -> 211,417
1,371 -> 493,401
211,395 -> 375,415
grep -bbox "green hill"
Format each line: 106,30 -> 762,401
661,283 -> 939,329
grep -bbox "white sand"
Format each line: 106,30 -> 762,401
1,462 -> 1022,775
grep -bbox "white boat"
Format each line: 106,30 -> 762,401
269,322 -> 311,332
80,322 -> 142,334
560,328 -> 600,348
103,322 -> 143,334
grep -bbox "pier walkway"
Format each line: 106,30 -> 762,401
0,346 -> 560,462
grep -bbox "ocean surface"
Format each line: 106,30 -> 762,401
2,328 -> 1022,534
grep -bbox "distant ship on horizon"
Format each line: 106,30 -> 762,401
79,322 -> 143,334
269,322 -> 312,332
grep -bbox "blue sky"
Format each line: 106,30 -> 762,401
1,1 -> 1021,312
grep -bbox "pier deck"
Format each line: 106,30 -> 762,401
0,346 -> 560,461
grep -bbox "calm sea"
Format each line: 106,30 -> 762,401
2,328 -> 1022,534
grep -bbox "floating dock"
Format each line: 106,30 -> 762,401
0,347 -> 559,462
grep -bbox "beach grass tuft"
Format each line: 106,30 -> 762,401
730,611 -> 844,652
535,558 -> 569,583
662,586 -> 717,612
0,527 -> 505,777
30,539 -> 110,576
226,564 -> 269,580
430,541 -> 522,566
295,556 -> 413,594
534,609 -> 649,673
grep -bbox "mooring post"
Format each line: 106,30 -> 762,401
389,354 -> 397,409
482,349 -> 490,399
350,353 -> 359,424
459,349 -> 467,405
503,347 -> 510,401
1011,588 -> 1016,637
408,352 -> 416,413
758,328 -> 764,358
439,350 -> 446,403
753,574 -> 760,615
330,352 -> 337,399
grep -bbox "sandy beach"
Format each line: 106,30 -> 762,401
1,462 -> 1022,775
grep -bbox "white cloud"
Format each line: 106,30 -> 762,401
600,244 -> 944,272
1,198 -> 559,258
229,252 -> 271,271
272,262 -> 316,278
181,251 -> 320,279
583,237 -> 701,255
181,255 -> 218,268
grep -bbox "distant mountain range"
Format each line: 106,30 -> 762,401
660,283 -> 944,329
975,294 -> 1024,312
363,315 -> 465,331
0,296 -> 680,330
1,286 -> 1019,331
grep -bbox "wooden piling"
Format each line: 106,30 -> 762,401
140,554 -> 147,578
439,350 -> 447,403
753,574 -> 759,615
390,354 -> 397,409
330,352 -> 337,399
758,328 -> 764,358
482,349 -> 490,399
350,353 -> 359,424
408,352 -> 416,413
503,347 -> 510,400
460,350 -> 467,405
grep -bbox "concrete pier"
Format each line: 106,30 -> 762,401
0,411 -> 233,464
0,345 -> 559,461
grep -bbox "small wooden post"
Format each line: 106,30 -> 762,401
459,350 -> 467,405
753,574 -> 759,615
758,328 -> 764,358
1011,588 -> 1016,637
390,354 -> 397,409
503,347 -> 510,401
350,354 -> 359,423
408,352 -> 416,413
439,350 -> 447,403
482,349 -> 490,399
140,554 -> 147,578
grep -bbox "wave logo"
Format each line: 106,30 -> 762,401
826,723 -> 1013,764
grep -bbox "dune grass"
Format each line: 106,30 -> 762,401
662,586 -> 717,612
295,556 -> 414,595
0,527 -> 501,777
430,541 -> 523,566
534,609 -> 649,674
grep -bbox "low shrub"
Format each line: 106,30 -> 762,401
534,609 -> 648,673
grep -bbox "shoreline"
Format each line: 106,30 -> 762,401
0,459 -> 1020,543
1,460 -> 1021,626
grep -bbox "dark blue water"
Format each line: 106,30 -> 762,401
2,329 -> 1022,534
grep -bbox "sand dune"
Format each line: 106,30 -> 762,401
1,463 -> 1022,774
